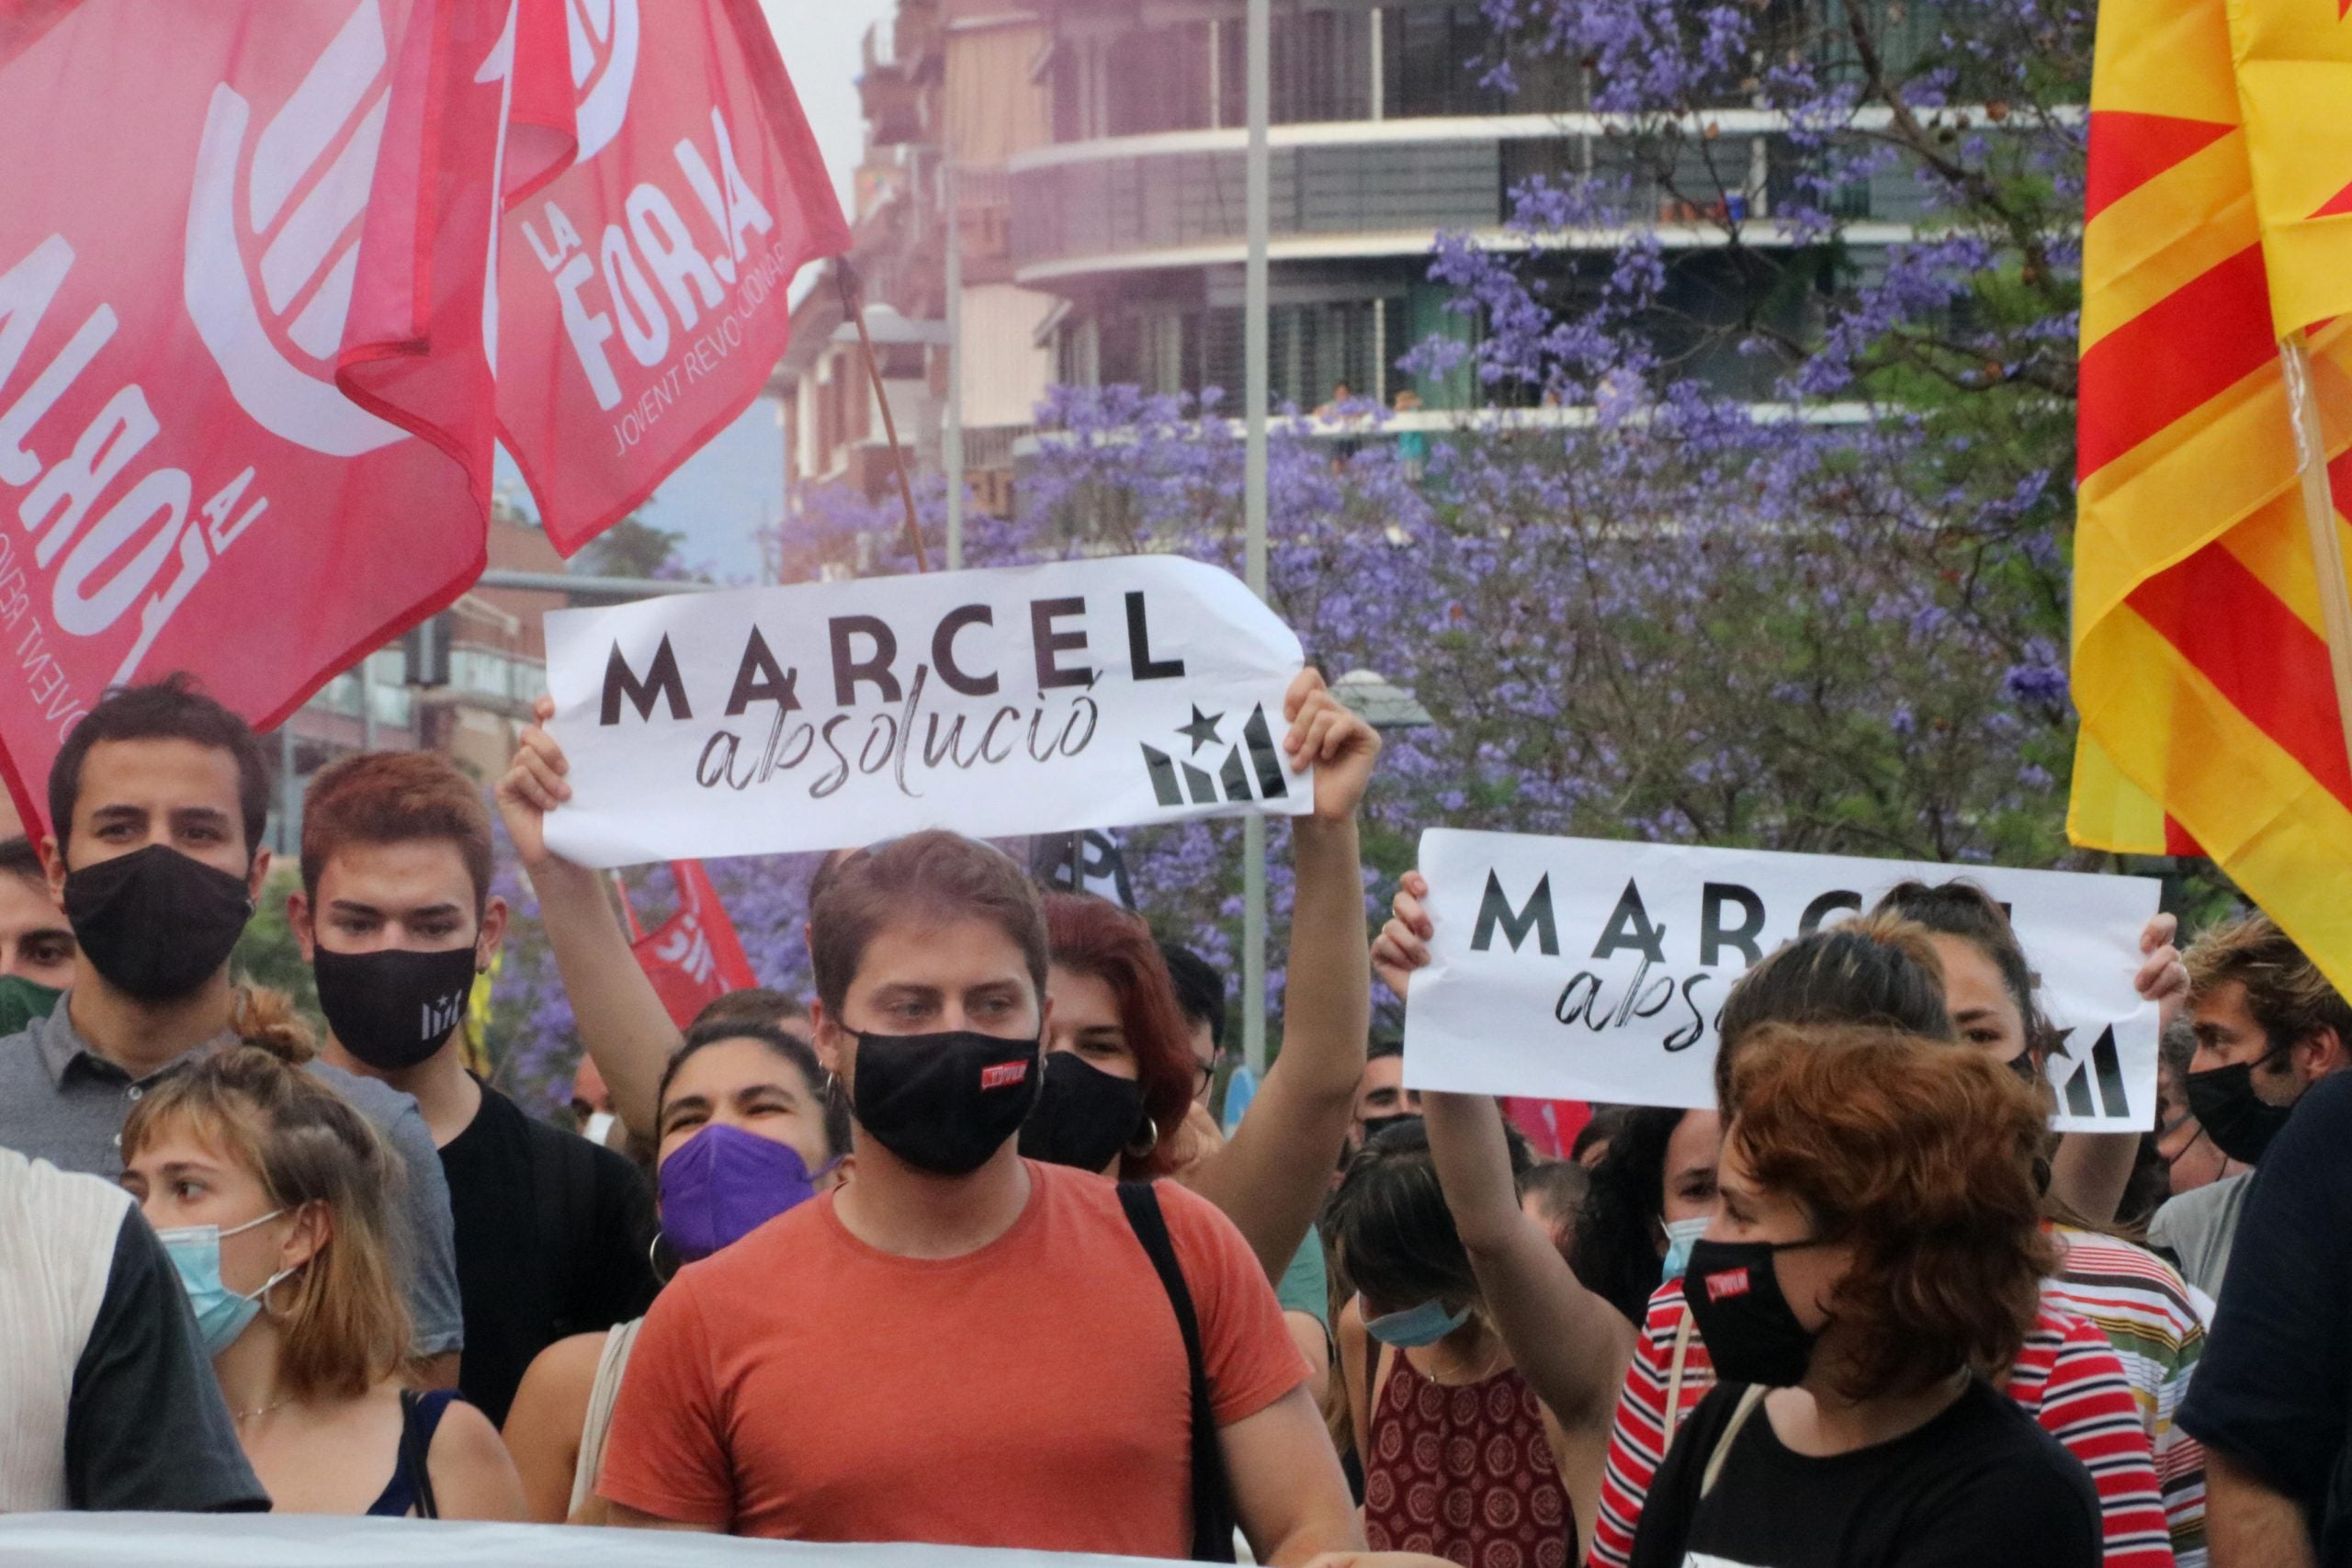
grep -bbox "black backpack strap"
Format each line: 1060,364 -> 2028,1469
1117,1181 -> 1237,1563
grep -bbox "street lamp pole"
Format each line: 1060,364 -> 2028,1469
944,159 -> 965,570
1242,0 -> 1271,1075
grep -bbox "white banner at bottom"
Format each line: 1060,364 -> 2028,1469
0,1515 -> 1170,1568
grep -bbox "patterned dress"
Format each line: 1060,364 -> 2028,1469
1363,1351 -> 1575,1568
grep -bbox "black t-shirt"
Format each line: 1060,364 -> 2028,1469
440,1077 -> 658,1425
2180,1070 -> 2352,1559
1626,1377 -> 2099,1568
70,1209 -> 270,1511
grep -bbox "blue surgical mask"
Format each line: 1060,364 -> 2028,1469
1661,1214 -> 1712,1284
157,1211 -> 294,1357
1363,1295 -> 1473,1348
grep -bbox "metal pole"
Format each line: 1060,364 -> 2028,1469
944,160 -> 966,571
278,725 -> 297,856
1242,0 -> 1271,1075
360,652 -> 377,751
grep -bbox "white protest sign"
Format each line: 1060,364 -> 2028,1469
541,557 -> 1312,867
1404,830 -> 2162,1132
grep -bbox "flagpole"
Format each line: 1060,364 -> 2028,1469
2280,336 -> 2352,779
834,261 -> 931,572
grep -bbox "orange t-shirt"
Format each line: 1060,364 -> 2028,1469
597,1159 -> 1306,1552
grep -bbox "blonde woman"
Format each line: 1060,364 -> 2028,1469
121,1039 -> 523,1518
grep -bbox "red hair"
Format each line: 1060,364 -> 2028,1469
1728,1024 -> 2056,1397
1044,892 -> 1194,1179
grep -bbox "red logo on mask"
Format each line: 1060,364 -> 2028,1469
979,1061 -> 1030,1091
1704,1268 -> 1752,1303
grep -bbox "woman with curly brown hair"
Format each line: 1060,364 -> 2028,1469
1626,1025 -> 2099,1567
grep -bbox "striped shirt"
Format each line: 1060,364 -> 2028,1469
2047,1225 -> 2209,1568
1585,1277 -> 2173,1568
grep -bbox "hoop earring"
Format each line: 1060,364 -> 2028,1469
1125,1116 -> 1160,1160
648,1231 -> 675,1288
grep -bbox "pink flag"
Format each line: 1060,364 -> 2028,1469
624,860 -> 760,1028
496,0 -> 851,554
0,0 -> 846,827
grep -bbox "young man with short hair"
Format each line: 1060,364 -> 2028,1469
588,831 -> 1358,1556
295,750 -> 657,1426
0,677 -> 463,1378
1350,1037 -> 1421,1152
2150,912 -> 2352,1298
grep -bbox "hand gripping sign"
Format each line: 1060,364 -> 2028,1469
541,557 -> 1316,868
1403,829 -> 2163,1133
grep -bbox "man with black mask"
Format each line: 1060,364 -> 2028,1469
0,676 -> 464,1380
294,750 -> 654,1425
2149,912 -> 2351,1299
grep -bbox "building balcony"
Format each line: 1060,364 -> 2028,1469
1007,114 -> 1936,286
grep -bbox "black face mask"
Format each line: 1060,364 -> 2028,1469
1019,1051 -> 1148,1173
2184,1056 -> 2298,1166
314,944 -> 479,1071
1683,1236 -> 1825,1389
62,844 -> 253,1003
851,1029 -> 1041,1176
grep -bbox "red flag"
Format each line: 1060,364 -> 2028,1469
1501,1098 -> 1595,1162
624,859 -> 758,1028
0,0 -> 513,823
496,0 -> 850,554
0,0 -> 845,829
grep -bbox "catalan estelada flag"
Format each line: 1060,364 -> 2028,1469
2070,0 -> 2352,994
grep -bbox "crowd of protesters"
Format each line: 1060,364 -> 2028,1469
1,671 -> 2348,1568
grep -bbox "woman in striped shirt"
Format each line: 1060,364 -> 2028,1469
1375,886 -> 2172,1568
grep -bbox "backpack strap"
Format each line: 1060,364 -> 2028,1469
1662,1303 -> 1697,1449
1117,1181 -> 1237,1563
396,1388 -> 452,1521
1700,1385 -> 1770,1500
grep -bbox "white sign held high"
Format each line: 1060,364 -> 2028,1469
541,556 -> 1313,867
1404,830 -> 2162,1133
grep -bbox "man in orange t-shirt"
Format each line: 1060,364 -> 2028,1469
588,829 -> 1362,1561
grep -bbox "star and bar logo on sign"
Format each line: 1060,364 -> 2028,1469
1139,703 -> 1290,809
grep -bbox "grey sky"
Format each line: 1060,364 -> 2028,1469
506,0 -> 894,581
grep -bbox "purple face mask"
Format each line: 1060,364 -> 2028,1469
658,1122 -> 826,1261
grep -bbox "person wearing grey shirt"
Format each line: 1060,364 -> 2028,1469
0,675 -> 462,1370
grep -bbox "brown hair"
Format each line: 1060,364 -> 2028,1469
690,987 -> 809,1030
1043,892 -> 1193,1179
300,751 -> 494,916
1713,912 -> 1951,1112
51,674 -> 271,859
122,1046 -> 411,1400
1871,880 -> 2057,1055
808,831 -> 1048,1018
1726,1024 -> 2056,1398
2185,911 -> 2352,1057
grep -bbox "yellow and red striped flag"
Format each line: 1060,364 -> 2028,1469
2069,0 -> 2352,992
